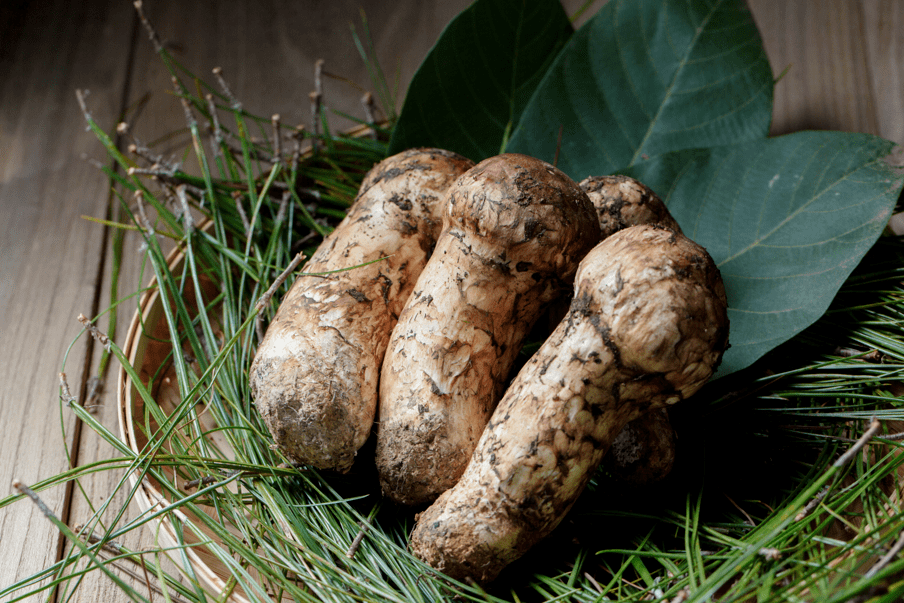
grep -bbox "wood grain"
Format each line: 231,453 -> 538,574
3,0 -> 904,601
861,0 -> 904,144
0,0 -> 136,597
749,0 -> 880,137
61,1 -> 479,600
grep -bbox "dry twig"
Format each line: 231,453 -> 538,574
797,418 -> 883,522
175,185 -> 194,233
205,93 -> 224,161
255,252 -> 306,314
78,313 -> 111,352
75,89 -> 93,123
345,519 -> 372,559
212,66 -> 242,112
362,92 -> 378,139
133,0 -> 163,53
834,417 -> 882,468
59,372 -> 77,407
271,114 -> 282,161
865,529 -> 904,578
232,190 -> 252,238
133,190 -> 155,235
309,91 -> 322,152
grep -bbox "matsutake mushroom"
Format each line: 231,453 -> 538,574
409,224 -> 729,583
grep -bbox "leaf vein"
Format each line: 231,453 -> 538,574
629,0 -> 727,165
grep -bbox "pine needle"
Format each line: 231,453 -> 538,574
8,12 -> 904,603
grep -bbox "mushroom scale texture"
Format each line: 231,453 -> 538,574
249,148 -> 474,472
375,153 -> 602,506
409,224 -> 729,584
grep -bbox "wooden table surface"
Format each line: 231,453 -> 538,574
2,0 -> 903,600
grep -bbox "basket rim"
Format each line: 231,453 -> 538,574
117,222 -> 255,603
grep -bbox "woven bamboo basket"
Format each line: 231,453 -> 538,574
117,229 -> 262,603
116,123 -> 904,600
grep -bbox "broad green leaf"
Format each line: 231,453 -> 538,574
507,0 -> 773,180
387,0 -> 573,162
624,132 -> 904,379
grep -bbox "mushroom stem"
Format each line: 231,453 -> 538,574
250,148 -> 473,472
376,154 -> 601,506
409,225 -> 729,583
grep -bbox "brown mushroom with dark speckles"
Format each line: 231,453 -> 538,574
375,153 -> 601,506
410,224 -> 729,584
250,148 -> 473,472
580,174 -> 684,485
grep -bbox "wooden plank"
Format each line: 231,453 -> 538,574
63,1 -> 480,601
24,0 -> 898,600
63,2 -> 588,597
748,0 -> 879,137
0,0 -> 137,598
861,0 -> 904,145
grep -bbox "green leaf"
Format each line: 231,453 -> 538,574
506,0 -> 773,180
623,132 -> 904,378
387,0 -> 573,161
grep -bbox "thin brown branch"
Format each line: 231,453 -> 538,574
60,371 -> 101,415
583,572 -> 603,594
76,525 -> 125,554
59,372 -> 77,407
796,418 -> 884,523
120,120 -> 180,175
833,347 -> 883,362
12,480 -> 59,522
176,85 -> 197,130
212,66 -> 242,112
310,59 -> 326,152
271,114 -> 282,161
205,93 -> 224,161
345,519 -> 372,559
183,474 -> 228,491
133,1 -> 164,53
175,185 -> 194,233
291,125 -> 305,168
255,318 -> 266,348
75,89 -> 93,123
310,91 -> 322,153
361,92 -> 378,139
216,133 -> 277,164
865,529 -> 904,578
140,552 -> 155,603
83,376 -> 103,414
78,314 -> 112,352
75,526 -> 192,603
833,417 -> 882,468
255,252 -> 306,313
361,91 -> 377,124
314,59 -> 325,97
795,486 -> 831,522
128,166 -> 175,178
232,191 -> 252,238
291,230 -> 320,252
275,190 -> 291,225
553,124 -> 564,168
275,461 -> 306,470
133,190 -> 155,235
724,493 -> 756,527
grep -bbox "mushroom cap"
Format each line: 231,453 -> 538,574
573,224 -> 729,400
445,153 -> 601,280
250,147 -> 473,472
408,224 -> 729,584
580,174 -> 683,238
